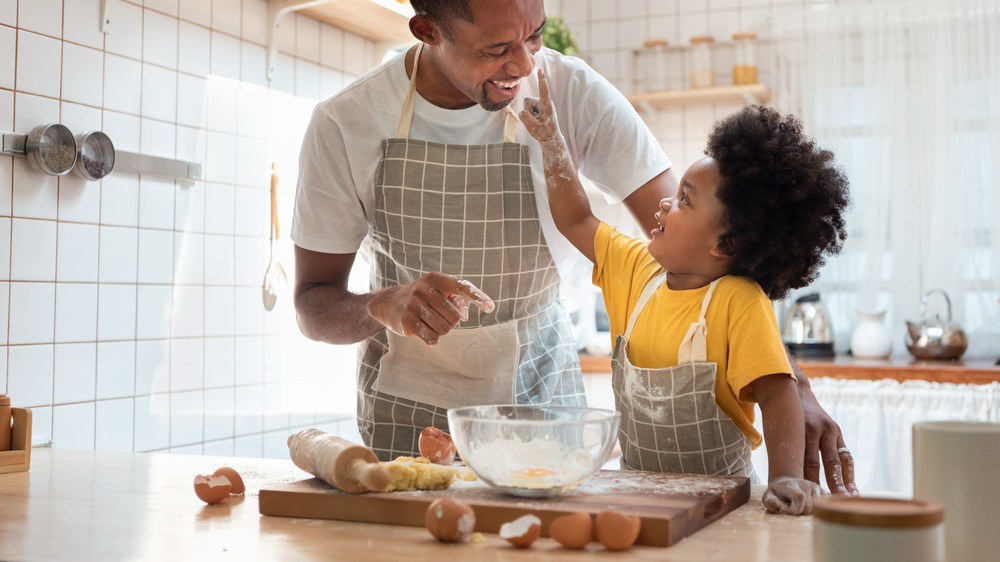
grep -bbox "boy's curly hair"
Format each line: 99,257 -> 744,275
706,105 -> 850,300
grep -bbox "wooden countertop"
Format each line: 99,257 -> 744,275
580,353 -> 1000,384
0,449 -> 816,561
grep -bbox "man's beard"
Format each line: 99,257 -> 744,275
479,83 -> 515,112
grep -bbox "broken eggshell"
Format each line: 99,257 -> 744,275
595,510 -> 642,551
193,474 -> 232,504
212,466 -> 245,495
418,426 -> 457,465
548,510 -> 593,549
424,497 -> 476,542
499,514 -> 542,548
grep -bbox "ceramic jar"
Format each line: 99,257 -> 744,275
850,307 -> 892,359
813,496 -> 944,562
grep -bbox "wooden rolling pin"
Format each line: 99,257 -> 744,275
287,429 -> 390,493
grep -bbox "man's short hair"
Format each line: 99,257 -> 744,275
410,0 -> 475,41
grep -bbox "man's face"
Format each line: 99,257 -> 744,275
428,0 -> 546,111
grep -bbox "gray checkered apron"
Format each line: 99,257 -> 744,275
611,273 -> 753,477
356,44 -> 586,461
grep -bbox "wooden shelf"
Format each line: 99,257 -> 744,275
299,0 -> 414,42
626,83 -> 771,110
266,0 -> 415,81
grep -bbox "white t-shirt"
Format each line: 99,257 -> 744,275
290,47 -> 671,280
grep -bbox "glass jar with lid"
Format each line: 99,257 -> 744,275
632,38 -> 669,92
688,35 -> 715,88
732,31 -> 758,85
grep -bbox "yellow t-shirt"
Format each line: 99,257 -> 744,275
592,222 -> 793,447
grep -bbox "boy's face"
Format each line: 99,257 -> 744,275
647,157 -> 730,281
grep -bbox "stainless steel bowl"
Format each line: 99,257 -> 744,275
74,130 -> 115,181
26,123 -> 77,176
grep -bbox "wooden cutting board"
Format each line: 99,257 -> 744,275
258,469 -> 750,547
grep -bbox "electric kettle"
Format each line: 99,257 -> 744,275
905,289 -> 967,360
782,293 -> 835,357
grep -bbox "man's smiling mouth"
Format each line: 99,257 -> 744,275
490,78 -> 522,90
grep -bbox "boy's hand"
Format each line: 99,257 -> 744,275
762,476 -> 821,515
519,69 -> 564,147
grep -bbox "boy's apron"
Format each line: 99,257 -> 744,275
611,273 -> 753,477
357,43 -> 585,461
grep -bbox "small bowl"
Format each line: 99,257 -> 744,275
74,130 -> 115,181
448,405 -> 620,497
26,123 -> 77,176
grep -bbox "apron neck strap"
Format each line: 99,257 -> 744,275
623,272 -> 666,341
622,273 -> 722,363
395,43 -> 424,139
677,278 -> 721,364
396,42 -> 519,143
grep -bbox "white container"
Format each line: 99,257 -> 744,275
850,307 -> 893,359
913,421 -> 1000,562
688,35 -> 715,88
813,496 -> 944,562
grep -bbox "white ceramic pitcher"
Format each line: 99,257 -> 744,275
850,307 -> 893,359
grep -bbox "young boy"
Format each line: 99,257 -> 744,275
520,71 -> 850,515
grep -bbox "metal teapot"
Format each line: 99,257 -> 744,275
905,289 -> 968,360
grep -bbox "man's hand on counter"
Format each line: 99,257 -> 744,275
794,361 -> 860,496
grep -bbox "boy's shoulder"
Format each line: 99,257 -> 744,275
711,276 -> 774,316
715,275 -> 768,299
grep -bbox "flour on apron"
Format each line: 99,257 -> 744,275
356,43 -> 586,461
611,273 -> 753,477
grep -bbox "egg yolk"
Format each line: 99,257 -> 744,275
512,468 -> 555,480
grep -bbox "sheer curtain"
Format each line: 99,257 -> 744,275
759,1 -> 1000,493
771,0 -> 1000,357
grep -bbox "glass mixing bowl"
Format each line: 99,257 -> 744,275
448,405 -> 621,497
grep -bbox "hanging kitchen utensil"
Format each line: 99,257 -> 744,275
904,289 -> 967,360
262,161 -> 287,311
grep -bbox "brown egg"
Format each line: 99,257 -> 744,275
549,510 -> 593,549
193,474 -> 232,504
499,514 -> 542,548
418,427 -> 457,465
212,466 -> 245,494
424,497 -> 476,542
595,510 -> 642,551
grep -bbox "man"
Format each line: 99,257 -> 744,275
290,0 -> 858,495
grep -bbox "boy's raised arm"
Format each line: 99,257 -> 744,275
520,70 -> 600,264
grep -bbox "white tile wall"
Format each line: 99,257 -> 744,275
2,0 -> 363,456
19,0 -> 63,38
143,9 -> 179,69
54,283 -> 98,342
